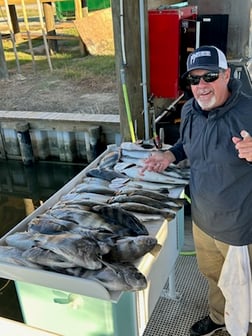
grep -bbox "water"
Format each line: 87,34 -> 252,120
0,159 -> 84,323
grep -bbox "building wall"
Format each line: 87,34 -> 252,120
188,0 -> 252,58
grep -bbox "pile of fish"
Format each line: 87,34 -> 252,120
1,142 -> 190,293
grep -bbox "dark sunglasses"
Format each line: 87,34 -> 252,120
187,72 -> 220,85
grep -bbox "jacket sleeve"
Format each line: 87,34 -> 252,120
169,142 -> 187,164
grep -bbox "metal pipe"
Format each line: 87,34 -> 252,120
119,0 -> 127,66
139,0 -> 150,142
155,93 -> 184,123
196,21 -> 200,48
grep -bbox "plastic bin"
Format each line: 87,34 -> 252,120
55,0 -> 111,20
55,1 -> 75,20
87,0 -> 110,11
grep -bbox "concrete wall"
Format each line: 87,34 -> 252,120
188,0 -> 252,59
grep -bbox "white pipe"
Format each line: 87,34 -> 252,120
196,21 -> 200,48
119,0 -> 127,65
139,0 -> 150,141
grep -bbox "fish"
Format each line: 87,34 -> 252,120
47,207 -> 118,233
6,231 -> 106,270
5,232 -> 39,250
119,188 -> 186,206
117,187 -> 169,201
73,183 -> 116,195
86,168 -> 127,182
163,167 -> 190,180
48,205 -> 142,237
92,204 -> 149,236
108,194 -> 182,212
98,148 -> 121,169
60,199 -> 106,208
0,246 -> 41,268
27,213 -> 78,234
120,141 -> 155,159
81,177 -> 110,186
104,235 -> 158,262
114,161 -> 134,172
60,192 -> 110,204
118,166 -> 188,186
120,155 -> 146,167
110,202 -> 175,220
109,177 -> 130,190
33,232 -> 105,270
83,262 -> 147,292
22,247 -> 76,269
123,180 -> 175,192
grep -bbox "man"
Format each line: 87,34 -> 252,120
142,45 -> 252,336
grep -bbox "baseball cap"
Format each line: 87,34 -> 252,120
182,45 -> 228,78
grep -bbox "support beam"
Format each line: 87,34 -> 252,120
0,34 -> 8,79
111,0 -> 147,142
43,2 -> 58,53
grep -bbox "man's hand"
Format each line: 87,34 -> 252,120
232,130 -> 252,162
140,151 -> 176,174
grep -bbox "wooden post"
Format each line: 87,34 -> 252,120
0,34 -> 8,79
43,2 -> 58,53
81,0 -> 88,17
111,0 -> 148,142
75,0 -> 86,55
9,5 -> 20,38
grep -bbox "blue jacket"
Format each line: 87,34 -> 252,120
170,79 -> 252,245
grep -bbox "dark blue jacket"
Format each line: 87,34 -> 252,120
170,79 -> 252,245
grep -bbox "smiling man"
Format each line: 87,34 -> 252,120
142,45 -> 252,336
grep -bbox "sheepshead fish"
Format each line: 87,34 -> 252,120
104,235 -> 158,262
92,204 -> 149,236
32,232 -> 105,270
22,247 -> 76,269
6,231 -> 40,250
83,262 -> 147,292
48,206 -> 137,236
27,214 -> 78,234
6,232 -> 104,270
0,246 -> 41,268
47,207 -> 117,233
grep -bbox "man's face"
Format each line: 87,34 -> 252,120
189,68 -> 231,111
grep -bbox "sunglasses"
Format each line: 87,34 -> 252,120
187,72 -> 220,85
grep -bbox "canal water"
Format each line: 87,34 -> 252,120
0,159 -> 85,323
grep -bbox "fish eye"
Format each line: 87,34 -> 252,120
135,272 -> 143,280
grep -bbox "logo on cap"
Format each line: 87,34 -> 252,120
190,51 -> 212,64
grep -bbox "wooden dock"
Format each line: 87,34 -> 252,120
0,110 -> 120,163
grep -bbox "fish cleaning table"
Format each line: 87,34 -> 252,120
0,145 -> 186,336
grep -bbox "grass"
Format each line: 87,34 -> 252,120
1,11 -> 116,82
